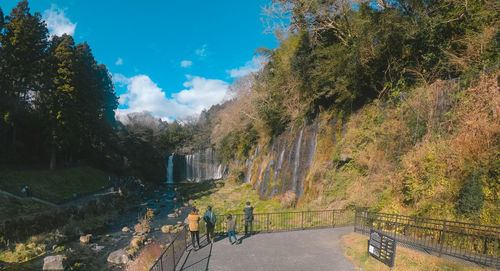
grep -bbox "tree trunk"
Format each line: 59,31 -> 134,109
11,123 -> 16,151
50,144 -> 56,170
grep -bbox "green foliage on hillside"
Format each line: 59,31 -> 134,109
167,0 -> 499,225
218,125 -> 258,165
0,194 -> 53,219
458,171 -> 485,216
205,0 -> 498,166
308,75 -> 499,224
257,0 -> 498,121
0,166 -> 110,203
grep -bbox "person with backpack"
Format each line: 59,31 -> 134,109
203,206 -> 216,243
188,208 -> 201,250
226,214 -> 238,244
244,201 -> 254,235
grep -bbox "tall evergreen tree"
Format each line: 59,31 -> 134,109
73,42 -> 117,158
43,34 -> 77,169
0,7 -> 4,30
0,0 -> 48,151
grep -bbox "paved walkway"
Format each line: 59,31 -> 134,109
176,227 -> 355,271
0,188 -> 57,207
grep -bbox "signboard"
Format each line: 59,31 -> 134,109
368,229 -> 396,267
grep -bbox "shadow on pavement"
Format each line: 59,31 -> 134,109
211,232 -> 257,245
178,235 -> 213,271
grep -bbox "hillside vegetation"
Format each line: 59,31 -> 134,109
176,0 -> 500,225
302,75 -> 499,224
0,166 -> 110,204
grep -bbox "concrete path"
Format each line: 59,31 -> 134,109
0,188 -> 57,207
177,227 -> 355,271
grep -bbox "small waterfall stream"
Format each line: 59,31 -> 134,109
167,153 -> 174,184
291,122 -> 305,193
244,118 -> 319,201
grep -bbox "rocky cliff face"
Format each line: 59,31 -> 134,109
245,118 -> 320,201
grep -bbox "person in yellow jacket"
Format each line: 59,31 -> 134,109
188,208 -> 201,250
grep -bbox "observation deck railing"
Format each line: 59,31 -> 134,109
354,210 -> 500,268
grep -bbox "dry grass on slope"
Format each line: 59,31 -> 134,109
315,73 -> 499,223
399,75 -> 499,222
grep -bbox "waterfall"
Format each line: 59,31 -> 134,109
245,146 -> 259,183
241,118 -> 320,201
167,153 -> 174,184
291,122 -> 305,193
184,148 -> 223,182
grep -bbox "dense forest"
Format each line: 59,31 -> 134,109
0,1 -> 193,182
0,1 -> 117,168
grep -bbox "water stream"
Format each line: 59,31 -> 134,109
167,153 -> 174,184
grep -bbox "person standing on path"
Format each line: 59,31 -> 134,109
203,206 -> 217,243
226,214 -> 238,244
244,201 -> 254,235
188,208 -> 201,250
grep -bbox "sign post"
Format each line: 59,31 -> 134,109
368,229 -> 396,267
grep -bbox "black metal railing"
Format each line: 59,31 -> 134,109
354,210 -> 500,268
197,209 -> 355,235
150,226 -> 189,271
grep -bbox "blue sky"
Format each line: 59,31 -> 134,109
1,0 -> 278,121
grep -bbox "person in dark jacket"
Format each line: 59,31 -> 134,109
203,206 -> 216,243
244,201 -> 254,235
226,214 -> 238,244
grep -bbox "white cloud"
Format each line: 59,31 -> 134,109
115,58 -> 123,66
180,60 -> 192,68
114,74 -> 229,121
227,55 -> 267,78
195,44 -> 208,57
43,5 -> 76,36
174,75 -> 229,113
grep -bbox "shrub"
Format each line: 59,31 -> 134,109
280,191 -> 297,208
228,167 -> 246,184
458,172 -> 485,216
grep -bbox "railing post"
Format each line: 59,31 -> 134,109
439,220 -> 447,257
301,211 -> 304,230
394,214 -> 399,239
354,209 -> 358,232
266,213 -> 270,232
160,255 -> 163,271
172,242 -> 175,271
332,210 -> 335,228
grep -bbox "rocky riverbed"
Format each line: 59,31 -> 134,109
4,185 -> 191,271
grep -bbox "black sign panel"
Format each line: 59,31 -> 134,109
368,229 -> 396,267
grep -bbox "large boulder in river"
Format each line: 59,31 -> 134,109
43,255 -> 64,270
107,249 -> 130,265
168,213 -> 178,218
79,234 -> 92,244
133,222 -> 150,234
130,235 -> 146,248
188,200 -> 194,206
121,226 -> 131,232
161,225 -> 173,233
